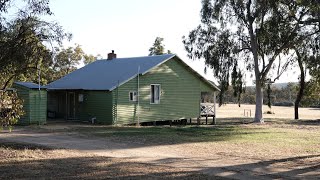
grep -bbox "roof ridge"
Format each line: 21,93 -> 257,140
98,54 -> 175,61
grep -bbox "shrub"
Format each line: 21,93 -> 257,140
273,101 -> 294,107
0,90 -> 24,130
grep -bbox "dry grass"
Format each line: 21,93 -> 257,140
217,103 -> 320,120
1,104 -> 320,179
0,141 -> 215,179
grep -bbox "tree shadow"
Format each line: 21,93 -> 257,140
289,119 -> 320,126
0,140 -> 56,150
1,141 -> 319,180
150,154 -> 320,179
0,156 -> 221,180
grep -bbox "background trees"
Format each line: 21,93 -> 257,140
183,0 -> 320,122
149,37 -> 172,56
0,0 -> 71,89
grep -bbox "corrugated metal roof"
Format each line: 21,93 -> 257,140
14,82 -> 45,89
45,54 -> 220,91
45,54 -> 175,90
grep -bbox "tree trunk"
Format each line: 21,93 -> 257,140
254,80 -> 264,123
248,21 -> 264,123
294,55 -> 305,120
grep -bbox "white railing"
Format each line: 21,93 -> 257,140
200,103 -> 215,116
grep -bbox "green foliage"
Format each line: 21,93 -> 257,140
183,0 -> 320,122
48,45 -> 83,80
301,80 -> 320,107
0,0 -> 71,89
148,37 -> 172,56
83,54 -> 98,65
267,83 -> 272,108
0,90 -> 24,128
149,37 -> 165,55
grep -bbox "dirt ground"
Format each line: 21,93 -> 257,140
217,104 -> 320,119
1,123 -> 320,179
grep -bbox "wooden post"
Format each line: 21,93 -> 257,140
206,115 -> 208,125
189,118 -> 192,124
213,91 -> 217,125
197,117 -> 200,125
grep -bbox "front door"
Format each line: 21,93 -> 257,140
67,92 -> 76,119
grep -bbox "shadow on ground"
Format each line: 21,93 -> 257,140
1,141 -> 319,180
3,118 -> 319,151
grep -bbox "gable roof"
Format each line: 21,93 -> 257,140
45,54 -> 220,91
14,82 -> 46,89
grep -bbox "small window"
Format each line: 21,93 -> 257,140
129,91 -> 137,102
78,94 -> 84,102
150,84 -> 160,104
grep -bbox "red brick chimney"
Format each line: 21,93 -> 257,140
107,50 -> 117,60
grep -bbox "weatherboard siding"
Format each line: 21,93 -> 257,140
14,85 -> 30,124
113,57 -> 216,124
29,90 -> 47,124
83,91 -> 113,124
13,84 -> 47,125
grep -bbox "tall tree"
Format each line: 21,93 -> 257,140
149,37 -> 172,56
0,0 -> 68,127
49,45 -> 84,81
83,54 -> 99,65
302,35 -> 320,108
183,0 -> 320,123
0,0 -> 70,89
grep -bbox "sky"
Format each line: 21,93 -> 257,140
42,0 -> 301,85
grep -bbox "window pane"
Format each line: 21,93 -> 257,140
150,85 -> 160,104
133,92 -> 137,101
155,85 -> 159,101
151,85 -> 154,103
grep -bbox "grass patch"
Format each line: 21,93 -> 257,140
64,121 -> 320,154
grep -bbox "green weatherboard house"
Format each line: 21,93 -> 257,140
45,52 -> 220,125
13,82 -> 47,125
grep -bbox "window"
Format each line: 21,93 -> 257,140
78,94 -> 84,102
150,84 -> 160,104
129,91 -> 137,102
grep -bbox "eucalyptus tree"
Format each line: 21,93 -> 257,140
301,35 -> 320,108
0,0 -> 70,89
292,34 -> 320,119
183,0 -> 320,123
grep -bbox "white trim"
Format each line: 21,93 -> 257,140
129,91 -> 137,102
150,84 -> 161,104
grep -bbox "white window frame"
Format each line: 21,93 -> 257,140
129,91 -> 137,102
150,84 -> 161,104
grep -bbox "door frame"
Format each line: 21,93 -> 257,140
66,92 -> 76,120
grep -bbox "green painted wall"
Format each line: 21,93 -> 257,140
13,84 -> 47,125
29,90 -> 47,124
82,91 -> 113,124
113,57 -> 217,125
47,90 -> 113,124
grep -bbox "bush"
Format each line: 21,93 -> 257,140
273,102 -> 294,107
0,90 -> 24,129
